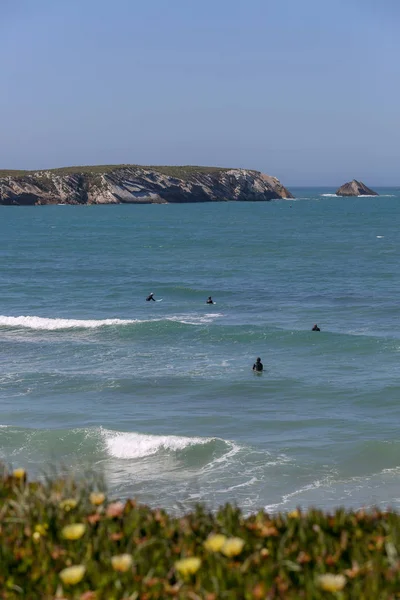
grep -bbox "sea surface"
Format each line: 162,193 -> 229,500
1,188 -> 400,514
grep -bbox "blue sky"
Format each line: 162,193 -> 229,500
1,0 -> 398,185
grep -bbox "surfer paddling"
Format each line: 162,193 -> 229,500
146,292 -> 156,302
206,296 -> 214,304
312,324 -> 321,331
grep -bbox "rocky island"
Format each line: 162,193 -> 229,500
336,180 -> 378,197
0,165 -> 293,205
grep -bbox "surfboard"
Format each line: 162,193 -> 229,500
156,299 -> 163,302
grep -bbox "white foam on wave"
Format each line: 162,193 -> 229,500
166,313 -> 223,325
264,479 -> 327,513
101,429 -> 214,459
0,312 -> 223,331
199,440 -> 241,473
321,194 -> 393,198
0,315 -> 140,330
225,476 -> 259,492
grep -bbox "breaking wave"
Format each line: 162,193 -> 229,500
101,429 -> 223,459
0,425 -> 238,466
0,315 -> 139,330
0,313 -> 223,331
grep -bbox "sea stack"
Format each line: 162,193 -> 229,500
335,180 -> 378,197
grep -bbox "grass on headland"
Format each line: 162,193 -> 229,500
1,467 -> 400,599
0,165 -> 238,181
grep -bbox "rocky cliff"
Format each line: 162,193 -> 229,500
336,180 -> 378,197
0,165 -> 293,205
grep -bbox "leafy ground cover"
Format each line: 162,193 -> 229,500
0,165 -> 234,181
1,467 -> 399,599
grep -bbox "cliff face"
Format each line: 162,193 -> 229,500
0,166 -> 293,205
336,180 -> 378,197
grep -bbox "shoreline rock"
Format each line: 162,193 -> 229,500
0,165 -> 293,205
336,180 -> 378,197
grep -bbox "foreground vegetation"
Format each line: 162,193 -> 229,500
1,468 -> 400,599
0,165 -> 236,181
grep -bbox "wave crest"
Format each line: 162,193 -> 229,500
101,429 -> 216,459
0,313 -> 223,331
0,315 -> 138,330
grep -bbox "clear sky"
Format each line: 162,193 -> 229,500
1,0 -> 399,185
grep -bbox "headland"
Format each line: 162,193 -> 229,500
0,164 -> 293,205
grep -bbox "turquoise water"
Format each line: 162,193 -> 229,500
1,188 -> 400,513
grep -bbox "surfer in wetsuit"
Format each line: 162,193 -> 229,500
206,296 -> 214,304
146,293 -> 156,301
252,357 -> 263,372
312,324 -> 320,331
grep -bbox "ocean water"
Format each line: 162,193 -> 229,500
1,187 -> 400,514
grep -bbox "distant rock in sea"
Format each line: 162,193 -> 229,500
336,180 -> 379,197
0,165 -> 293,205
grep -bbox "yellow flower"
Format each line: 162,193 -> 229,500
221,537 -> 245,557
32,531 -> 41,542
317,574 -> 347,592
12,468 -> 26,480
34,524 -> 48,536
59,564 -> 86,585
111,553 -> 133,572
204,533 -> 227,553
62,523 -> 86,540
288,509 -> 300,519
175,557 -> 202,576
89,491 -> 106,506
59,498 -> 78,511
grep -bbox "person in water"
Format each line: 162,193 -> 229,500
206,296 -> 214,304
252,357 -> 263,372
146,293 -> 156,301
312,324 -> 321,331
